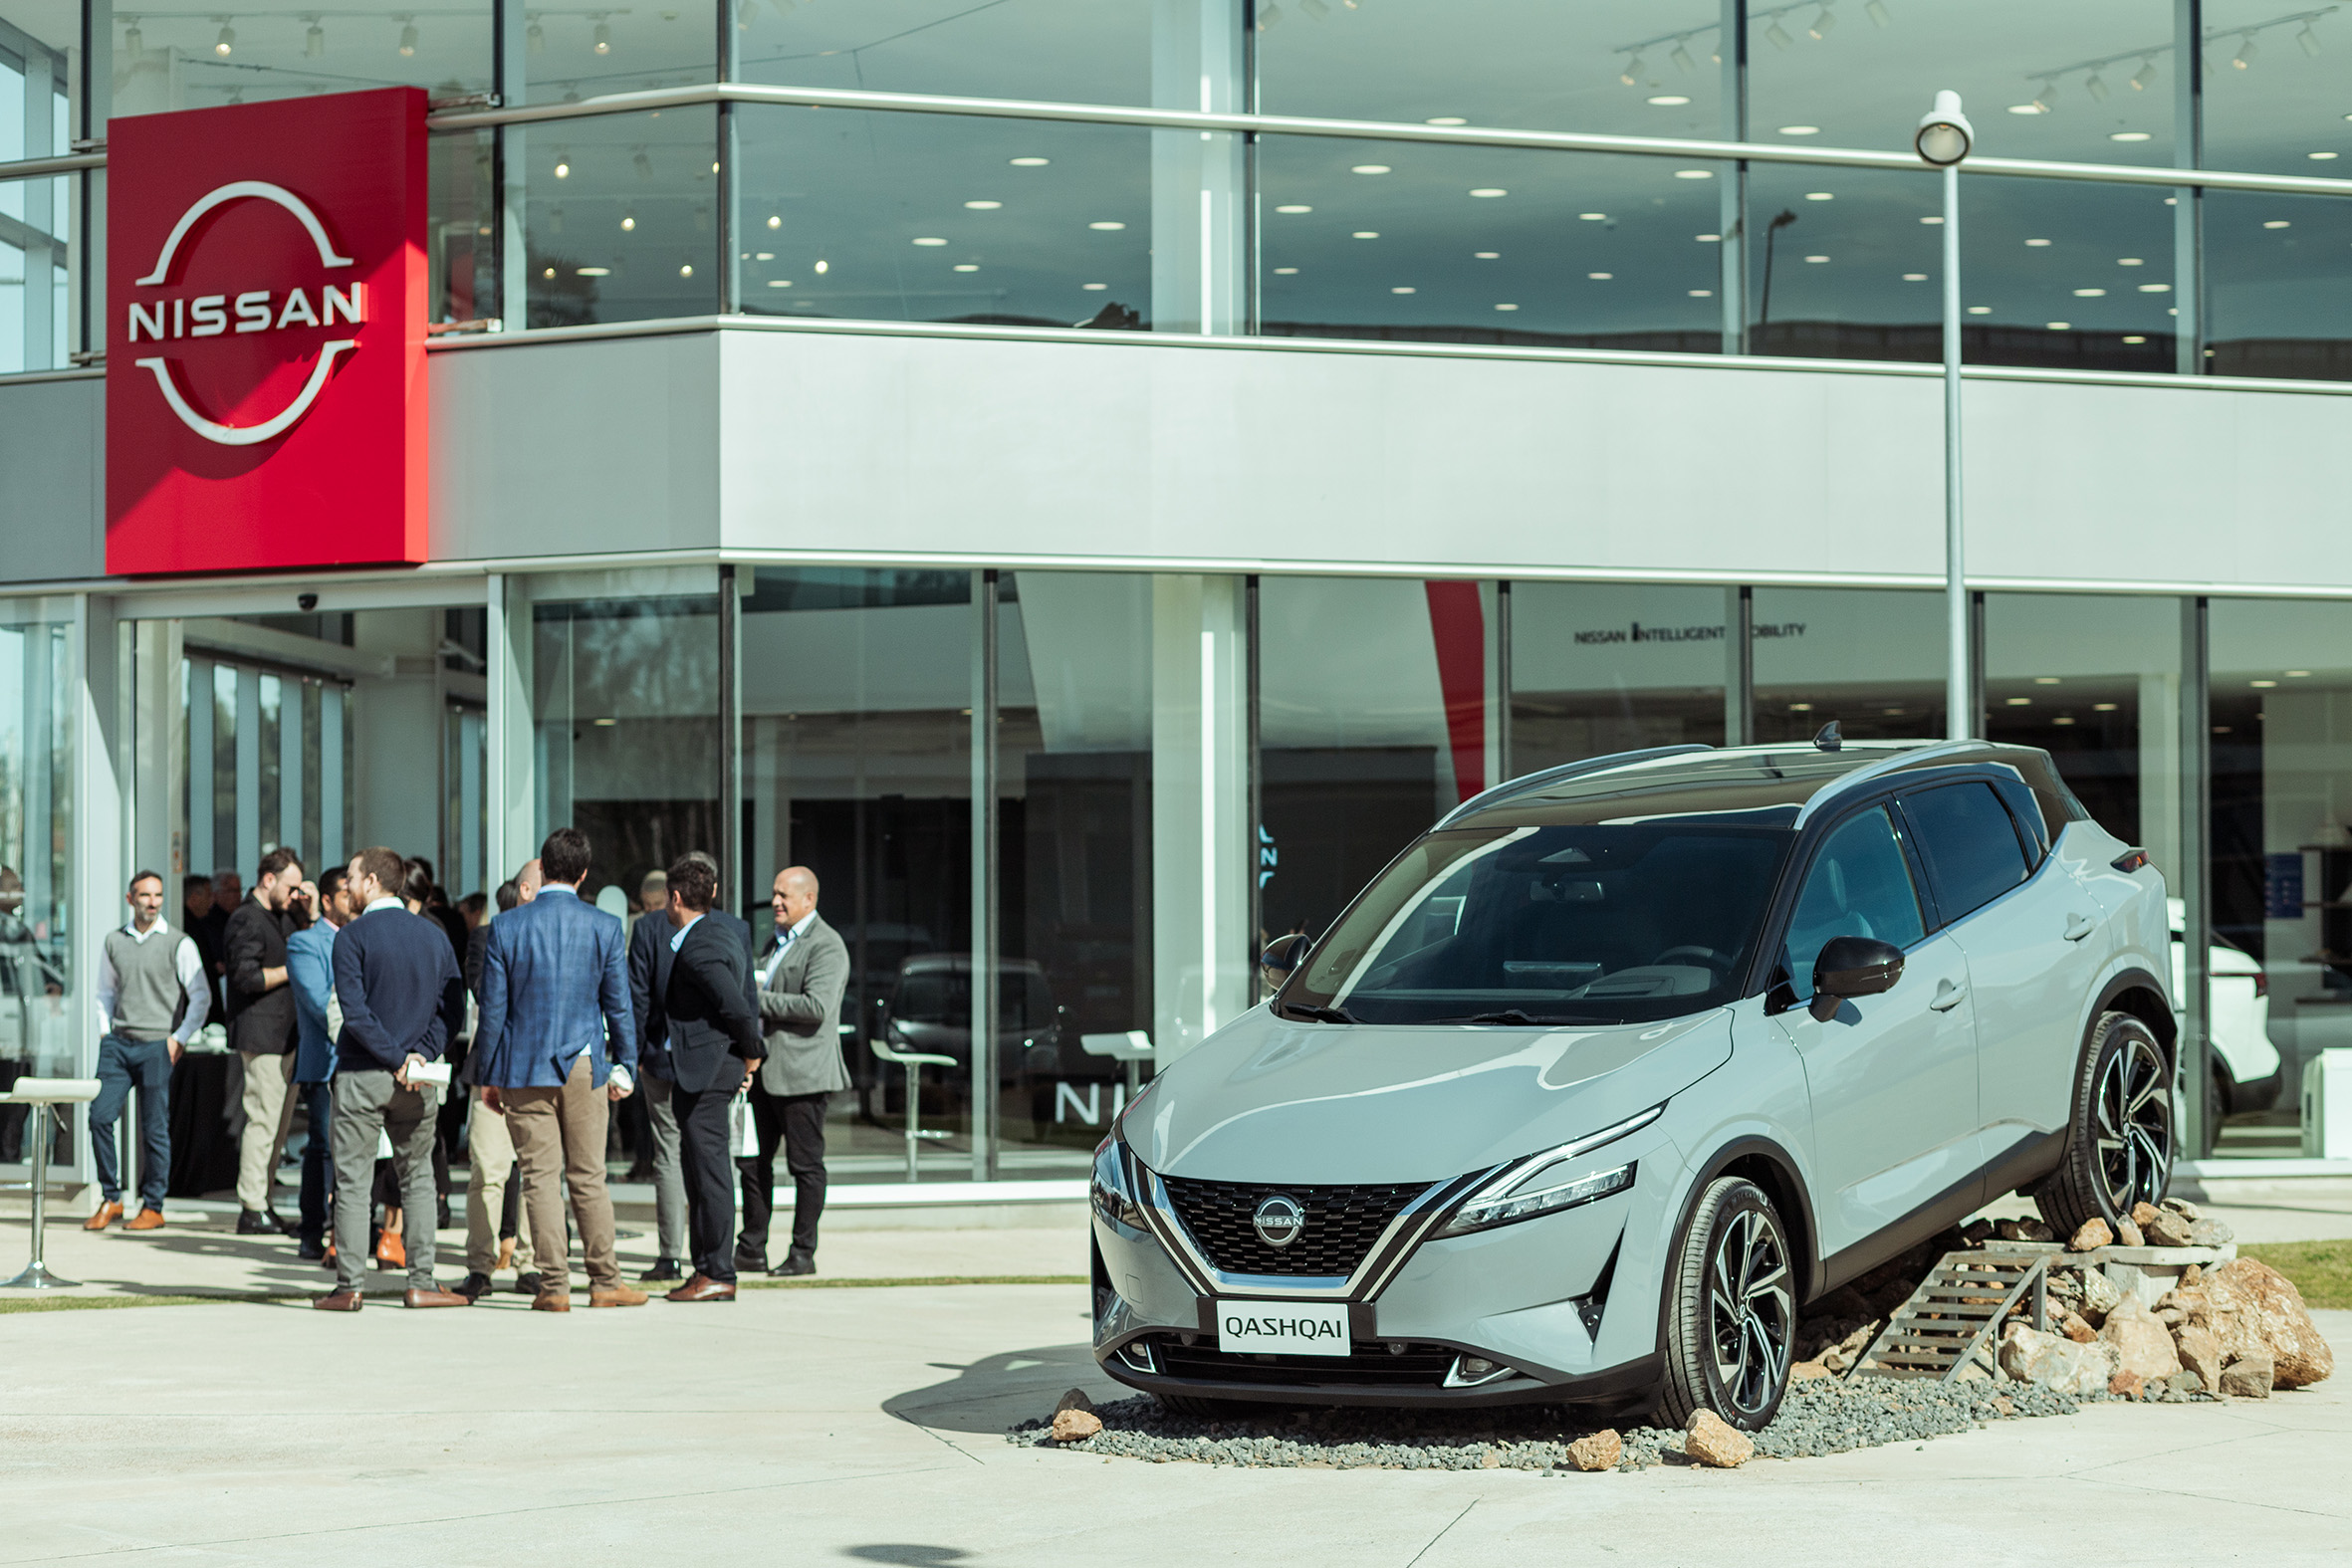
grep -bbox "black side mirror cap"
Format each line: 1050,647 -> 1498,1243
1260,932 -> 1310,999
1809,935 -> 1906,1022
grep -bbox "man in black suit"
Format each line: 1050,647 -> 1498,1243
659,853 -> 765,1303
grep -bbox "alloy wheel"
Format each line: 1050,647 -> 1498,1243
2093,1031 -> 2172,1215
1707,1207 -> 1793,1419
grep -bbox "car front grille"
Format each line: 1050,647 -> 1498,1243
1159,1176 -> 1429,1277
1150,1335 -> 1456,1388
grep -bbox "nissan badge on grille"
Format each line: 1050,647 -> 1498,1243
1252,1195 -> 1304,1248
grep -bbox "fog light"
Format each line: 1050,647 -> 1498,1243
1462,1356 -> 1498,1377
1444,1353 -> 1517,1388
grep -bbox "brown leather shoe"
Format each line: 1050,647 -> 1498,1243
588,1284 -> 649,1308
403,1286 -> 472,1308
83,1201 -> 123,1232
664,1273 -> 737,1303
531,1291 -> 572,1313
314,1288 -> 364,1311
124,1208 -> 166,1232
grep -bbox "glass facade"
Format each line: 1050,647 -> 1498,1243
0,599 -> 72,1166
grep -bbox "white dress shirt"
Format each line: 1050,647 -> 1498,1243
94,915 -> 210,1039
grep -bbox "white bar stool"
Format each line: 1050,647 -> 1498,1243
2,1077 -> 102,1289
1078,1029 -> 1156,1100
866,1036 -> 956,1182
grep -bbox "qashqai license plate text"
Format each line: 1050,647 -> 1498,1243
1216,1301 -> 1351,1357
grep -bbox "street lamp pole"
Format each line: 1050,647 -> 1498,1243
1917,90 -> 1975,742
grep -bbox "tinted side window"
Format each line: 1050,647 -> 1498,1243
1785,806 -> 1927,998
1992,776 -> 2048,864
1903,783 -> 2030,923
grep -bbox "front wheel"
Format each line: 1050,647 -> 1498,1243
1659,1176 -> 1795,1432
2032,1011 -> 2173,1235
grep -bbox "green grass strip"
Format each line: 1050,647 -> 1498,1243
740,1273 -> 1086,1290
2238,1240 -> 2352,1310
0,1293 -> 243,1314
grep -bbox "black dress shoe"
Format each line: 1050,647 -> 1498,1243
236,1209 -> 279,1235
733,1246 -> 767,1273
454,1270 -> 494,1301
296,1237 -> 326,1261
769,1256 -> 816,1277
639,1256 -> 684,1283
513,1271 -> 543,1296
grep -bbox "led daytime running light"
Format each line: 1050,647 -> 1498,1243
1442,1161 -> 1636,1235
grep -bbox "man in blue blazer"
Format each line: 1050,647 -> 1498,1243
286,866 -> 354,1262
474,826 -> 645,1311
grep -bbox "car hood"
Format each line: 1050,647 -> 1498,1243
1126,1006 -> 1734,1186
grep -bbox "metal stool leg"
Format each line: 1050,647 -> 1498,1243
4,1105 -> 79,1289
903,1062 -> 920,1183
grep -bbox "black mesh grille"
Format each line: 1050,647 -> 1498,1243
1160,1177 -> 1428,1277
1152,1336 -> 1455,1388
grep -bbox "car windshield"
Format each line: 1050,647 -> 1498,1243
1278,822 -> 1792,1026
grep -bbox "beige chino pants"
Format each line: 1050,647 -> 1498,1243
503,1054 -> 620,1294
235,1048 -> 298,1213
465,1087 -> 535,1275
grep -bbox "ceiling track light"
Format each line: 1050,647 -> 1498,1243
1256,2 -> 1282,31
2032,79 -> 2056,111
526,13 -> 544,51
122,17 -> 142,52
2084,72 -> 2108,101
1620,53 -> 1645,85
396,16 -> 417,56
633,145 -> 653,179
213,17 -> 235,56
1300,0 -> 1329,18
2234,33 -> 2256,68
1669,40 -> 1695,72
2299,23 -> 2322,57
592,15 -> 611,53
1808,6 -> 1836,41
300,15 -> 322,54
1764,19 -> 1793,50
548,204 -> 563,234
620,206 -> 636,231
2130,57 -> 2156,90
1865,0 -> 1889,24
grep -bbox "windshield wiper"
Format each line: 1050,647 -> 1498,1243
1281,1003 -> 1360,1023
1426,1009 -> 1627,1026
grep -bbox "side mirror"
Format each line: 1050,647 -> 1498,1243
1260,933 -> 1310,1000
1809,935 -> 1905,1022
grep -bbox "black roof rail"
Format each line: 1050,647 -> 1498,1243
1435,745 -> 1716,828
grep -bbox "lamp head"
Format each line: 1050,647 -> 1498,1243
1915,89 -> 1974,165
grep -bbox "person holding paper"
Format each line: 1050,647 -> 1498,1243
286,866 -> 354,1262
473,828 -> 645,1312
315,846 -> 470,1312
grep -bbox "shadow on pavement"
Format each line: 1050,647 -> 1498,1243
882,1343 -> 1128,1435
840,1549 -> 972,1565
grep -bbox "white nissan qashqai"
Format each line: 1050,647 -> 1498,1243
1089,737 -> 2171,1431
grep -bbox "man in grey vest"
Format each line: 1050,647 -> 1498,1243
86,870 -> 209,1232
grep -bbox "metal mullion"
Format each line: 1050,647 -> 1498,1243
970,569 -> 999,1184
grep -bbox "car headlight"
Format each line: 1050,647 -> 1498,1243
1090,1136 -> 1146,1232
1436,1161 -> 1635,1237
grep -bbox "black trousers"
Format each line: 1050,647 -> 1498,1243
738,1085 -> 827,1264
673,1085 -> 740,1283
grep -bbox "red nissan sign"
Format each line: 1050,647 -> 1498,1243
106,89 -> 428,575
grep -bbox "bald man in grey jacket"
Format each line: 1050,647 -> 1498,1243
736,866 -> 849,1276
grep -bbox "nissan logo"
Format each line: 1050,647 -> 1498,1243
1253,1194 -> 1305,1248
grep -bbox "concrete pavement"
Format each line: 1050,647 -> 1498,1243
7,1281 -> 2347,1565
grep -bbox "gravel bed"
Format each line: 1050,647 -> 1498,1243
1012,1378 -> 2101,1471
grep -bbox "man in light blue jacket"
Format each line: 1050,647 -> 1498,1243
474,826 -> 641,1311
286,867 -> 353,1263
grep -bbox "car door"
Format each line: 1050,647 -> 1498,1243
1770,802 -> 1981,1259
1896,779 -> 2103,1171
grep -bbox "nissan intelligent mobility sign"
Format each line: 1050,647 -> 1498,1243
107,88 -> 428,574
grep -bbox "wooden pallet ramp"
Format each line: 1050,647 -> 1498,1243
1850,1249 -> 2050,1382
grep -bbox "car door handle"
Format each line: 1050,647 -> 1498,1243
2063,912 -> 2096,943
1930,979 -> 1967,1011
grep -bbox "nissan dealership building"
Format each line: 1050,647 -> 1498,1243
4,0 -> 2352,1193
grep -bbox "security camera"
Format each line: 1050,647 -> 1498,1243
297,592 -> 319,612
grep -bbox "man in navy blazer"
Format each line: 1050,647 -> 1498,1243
316,846 -> 470,1312
474,827 -> 645,1311
659,853 -> 765,1302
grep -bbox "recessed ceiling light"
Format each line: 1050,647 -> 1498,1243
754,252 -> 773,260
593,717 -> 618,726
1803,191 -> 1834,201
1579,212 -> 1608,221
2033,677 -> 2062,685
1274,204 -> 1312,213
766,279 -> 792,288
2252,679 -> 2279,688
2073,288 -> 2106,296
912,236 -> 948,246
2288,669 -> 2313,677
1803,254 -> 1829,263
2007,104 -> 2045,115
1688,288 -> 1714,297
1273,267 -> 1298,275
2046,320 -> 2072,330
577,266 -> 609,276
1920,215 -> 1944,225
1351,163 -> 1392,174
1778,124 -> 1821,135
1474,251 -> 1500,259
1789,703 -> 1814,712
1697,233 -> 1722,242
1588,271 -> 1614,280
767,215 -> 781,229
1088,221 -> 1126,230
2138,282 -> 2171,292
1673,168 -> 1715,179
2264,219 -> 2292,229
2025,238 -> 2052,247
2118,257 -> 2145,266
965,199 -> 1003,210
1469,187 -> 1508,197
1968,305 -> 1992,314
1081,282 -> 1107,289
952,263 -> 979,272
2005,697 -> 2032,706
2051,716 -> 2076,726
1390,286 -> 1415,294
1494,302 -> 1519,311
2310,150 -> 2341,159
1426,116 -> 1468,125
1648,95 -> 1691,106
1010,156 -> 1050,166
2094,702 -> 2119,711
1353,230 -> 1379,238
2122,334 -> 2147,342
2109,130 -> 2152,141
1903,272 -> 1928,281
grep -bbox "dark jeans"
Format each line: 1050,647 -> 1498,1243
738,1085 -> 827,1265
296,1080 -> 334,1244
673,1085 -> 739,1283
90,1033 -> 171,1209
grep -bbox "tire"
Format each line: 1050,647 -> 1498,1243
2031,1011 -> 2173,1236
1659,1176 -> 1796,1433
